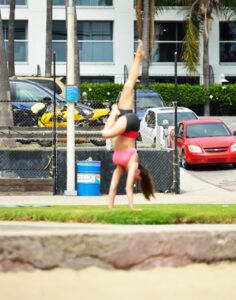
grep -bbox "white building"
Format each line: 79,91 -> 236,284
1,0 -> 236,84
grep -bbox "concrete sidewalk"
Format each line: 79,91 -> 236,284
0,169 -> 235,206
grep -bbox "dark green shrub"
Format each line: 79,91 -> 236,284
80,82 -> 236,115
208,84 -> 236,115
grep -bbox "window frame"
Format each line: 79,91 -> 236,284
0,0 -> 26,5
134,21 -> 185,63
219,21 -> 236,63
52,20 -> 113,63
3,20 -> 28,63
53,0 -> 113,6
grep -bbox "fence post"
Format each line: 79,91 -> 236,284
52,52 -> 57,195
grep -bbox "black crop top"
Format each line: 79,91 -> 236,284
118,109 -> 140,132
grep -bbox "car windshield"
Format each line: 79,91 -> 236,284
136,97 -> 164,108
29,79 -> 62,95
13,81 -> 64,103
157,112 -> 197,126
186,123 -> 231,138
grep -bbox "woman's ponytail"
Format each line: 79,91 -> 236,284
138,164 -> 155,200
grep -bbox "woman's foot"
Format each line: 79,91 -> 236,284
111,103 -> 121,117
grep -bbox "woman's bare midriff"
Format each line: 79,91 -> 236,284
113,135 -> 136,151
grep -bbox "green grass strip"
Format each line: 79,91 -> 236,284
0,204 -> 236,224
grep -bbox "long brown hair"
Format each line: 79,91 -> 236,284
138,164 -> 155,200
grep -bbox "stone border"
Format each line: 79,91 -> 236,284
1,223 -> 236,272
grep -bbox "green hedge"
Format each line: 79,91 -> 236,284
80,82 -> 236,115
81,83 -> 123,107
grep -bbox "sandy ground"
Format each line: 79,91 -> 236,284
1,263 -> 236,300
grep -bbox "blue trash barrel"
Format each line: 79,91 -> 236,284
77,161 -> 101,196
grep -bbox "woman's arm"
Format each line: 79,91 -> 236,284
125,160 -> 142,211
108,165 -> 124,209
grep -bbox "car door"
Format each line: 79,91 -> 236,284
176,123 -> 185,156
140,110 -> 156,144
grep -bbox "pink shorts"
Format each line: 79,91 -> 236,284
112,148 -> 137,168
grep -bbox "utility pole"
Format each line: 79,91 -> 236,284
65,0 -> 77,195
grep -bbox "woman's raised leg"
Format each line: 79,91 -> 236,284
118,40 -> 145,110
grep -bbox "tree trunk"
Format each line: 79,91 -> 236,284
8,0 -> 15,77
141,0 -> 150,88
45,0 -> 53,77
0,9 -> 15,147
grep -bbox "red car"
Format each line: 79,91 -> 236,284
174,119 -> 236,169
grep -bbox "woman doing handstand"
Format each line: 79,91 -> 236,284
102,40 -> 155,210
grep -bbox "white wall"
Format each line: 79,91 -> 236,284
1,0 -> 236,83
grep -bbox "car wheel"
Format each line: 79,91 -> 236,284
181,151 -> 190,169
90,139 -> 106,146
232,163 -> 236,168
38,141 -> 52,147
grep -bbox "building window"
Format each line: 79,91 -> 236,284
3,20 -> 28,62
0,0 -> 26,4
53,0 -> 112,6
81,76 -> 114,83
52,21 -> 113,62
133,0 -> 185,8
220,22 -> 236,63
134,21 -> 184,62
148,76 -> 200,85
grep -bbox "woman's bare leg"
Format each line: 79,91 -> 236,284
118,40 -> 145,110
102,40 -> 144,139
101,104 -> 126,138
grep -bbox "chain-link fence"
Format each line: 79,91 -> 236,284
0,96 -> 179,194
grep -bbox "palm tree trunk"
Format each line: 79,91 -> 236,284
141,0 -> 150,88
45,0 -> 53,77
8,0 -> 15,77
0,9 -> 14,147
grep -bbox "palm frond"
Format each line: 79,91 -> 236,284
219,0 -> 236,19
181,20 -> 200,74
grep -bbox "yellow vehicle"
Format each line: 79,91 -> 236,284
31,102 -> 110,128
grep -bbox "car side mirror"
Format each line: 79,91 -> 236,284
42,97 -> 52,104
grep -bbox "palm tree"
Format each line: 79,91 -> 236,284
136,0 -> 155,88
175,0 -> 236,115
0,8 -> 14,147
135,0 -> 175,87
45,0 -> 53,77
8,0 -> 16,77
